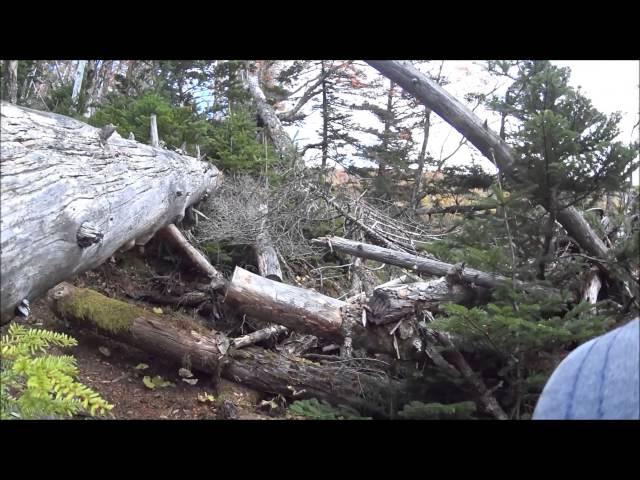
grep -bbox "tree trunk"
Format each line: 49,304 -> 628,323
0,102 -> 219,322
48,282 -> 229,369
225,346 -> 403,418
242,64 -> 302,170
6,60 -> 18,104
225,266 -> 345,339
81,60 -> 97,117
47,282 -> 403,418
150,113 -> 160,148
369,277 -> 487,325
321,61 -> 329,169
225,267 -> 426,360
378,80 -> 395,177
311,236 -> 554,294
411,107 -> 432,209
253,203 -> 283,282
71,60 -> 87,107
365,61 -> 610,263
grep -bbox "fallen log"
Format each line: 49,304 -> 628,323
312,236 -> 559,297
253,203 -> 283,282
225,266 -> 345,339
369,277 -> 491,325
1,102 -> 219,322
48,283 -> 230,371
225,266 -> 425,360
47,282 -> 404,417
224,268 -> 509,417
232,325 -> 288,349
158,224 -> 227,291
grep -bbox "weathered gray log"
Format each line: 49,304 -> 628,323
369,277 -> 488,325
47,282 -> 402,418
225,266 -> 345,339
149,113 -> 159,148
71,60 -> 87,107
582,267 -> 602,305
158,224 -> 227,291
365,61 -> 611,270
0,102 -> 219,323
7,60 -> 19,104
253,203 -> 283,282
242,65 -> 303,170
232,324 -> 289,349
312,236 -> 549,293
225,266 -> 425,360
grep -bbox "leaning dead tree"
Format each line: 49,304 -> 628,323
0,102 -> 220,322
241,62 -> 303,170
366,61 -> 637,303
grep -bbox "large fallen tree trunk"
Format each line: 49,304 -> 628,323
47,282 -> 404,418
1,102 -> 220,323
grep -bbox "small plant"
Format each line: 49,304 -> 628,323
398,401 -> 477,419
287,398 -> 371,420
1,324 -> 113,419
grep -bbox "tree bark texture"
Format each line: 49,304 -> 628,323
0,102 -> 220,322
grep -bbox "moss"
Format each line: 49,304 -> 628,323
57,286 -> 213,338
58,288 -> 147,334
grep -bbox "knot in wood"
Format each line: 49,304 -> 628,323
77,221 -> 104,248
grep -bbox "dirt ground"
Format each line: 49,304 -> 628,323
7,251 -> 284,420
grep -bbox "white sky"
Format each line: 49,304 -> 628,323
280,60 -> 639,185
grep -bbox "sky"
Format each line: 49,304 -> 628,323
278,60 -> 639,185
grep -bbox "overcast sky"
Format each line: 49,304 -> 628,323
280,60 -> 639,185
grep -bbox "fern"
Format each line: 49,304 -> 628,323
1,324 -> 113,419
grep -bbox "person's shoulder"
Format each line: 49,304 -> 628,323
533,317 -> 639,420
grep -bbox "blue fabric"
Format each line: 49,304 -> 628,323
533,318 -> 640,420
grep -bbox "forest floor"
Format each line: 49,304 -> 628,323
11,248 -> 287,420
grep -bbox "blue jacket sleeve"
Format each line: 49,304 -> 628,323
533,318 -> 639,420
